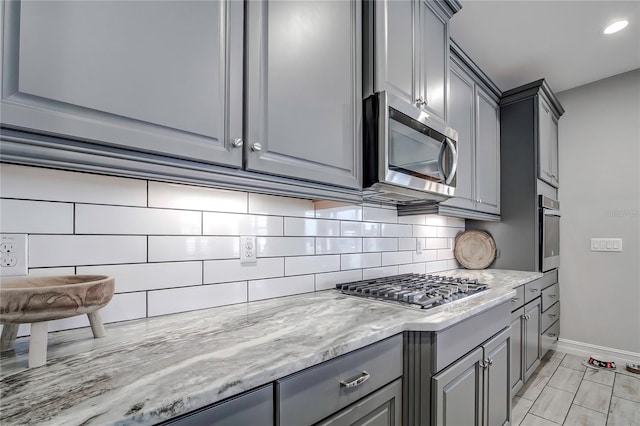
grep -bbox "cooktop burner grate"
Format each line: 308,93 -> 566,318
336,273 -> 488,310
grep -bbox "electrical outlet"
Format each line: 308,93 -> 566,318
590,238 -> 622,252
0,234 -> 28,276
416,239 -> 423,254
240,236 -> 257,265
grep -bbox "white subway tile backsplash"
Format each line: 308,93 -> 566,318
256,237 -> 315,257
148,236 -> 238,262
100,292 -> 147,323
426,238 -> 450,250
284,217 -> 339,236
148,182 -> 247,213
76,205 -> 201,235
363,238 -> 398,252
29,267 -> 76,276
381,251 -> 413,266
380,223 -> 412,238
315,269 -> 362,291
285,255 -> 340,276
425,214 -> 448,226
0,199 -> 73,234
203,213 -> 283,236
363,206 -> 397,223
398,263 -> 426,274
437,248 -> 455,260
447,259 -> 461,270
447,217 -> 466,228
248,193 -> 314,217
29,235 -> 146,267
248,275 -> 314,301
426,260 -> 450,273
398,238 -> 417,251
398,215 -> 426,225
413,250 -> 438,263
437,227 -> 463,238
314,201 -> 362,221
340,221 -> 379,237
148,282 -> 247,316
341,253 -> 381,270
316,237 -> 362,255
0,164 -> 146,206
77,262 -> 202,293
363,266 -> 399,280
204,258 -> 284,284
413,225 -> 437,238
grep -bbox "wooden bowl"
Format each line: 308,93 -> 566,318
453,230 -> 497,270
0,275 -> 114,323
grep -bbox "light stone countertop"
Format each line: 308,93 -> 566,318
0,269 -> 541,425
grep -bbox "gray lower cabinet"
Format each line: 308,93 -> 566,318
432,326 -> 511,426
245,0 -> 361,189
540,271 -> 560,357
317,379 -> 402,426
523,297 -> 541,381
438,44 -> 500,220
1,0 -> 244,166
276,334 -> 403,426
163,385 -> 273,426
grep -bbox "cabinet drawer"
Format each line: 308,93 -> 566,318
511,286 -> 525,311
542,283 -> 560,312
541,320 -> 560,356
277,334 -> 402,426
525,271 -> 557,304
541,302 -> 560,332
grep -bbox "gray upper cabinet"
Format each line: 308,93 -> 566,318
539,96 -> 560,187
245,0 -> 361,189
373,0 -> 457,123
438,45 -> 500,220
1,0 -> 243,167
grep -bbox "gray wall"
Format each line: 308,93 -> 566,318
557,69 -> 640,354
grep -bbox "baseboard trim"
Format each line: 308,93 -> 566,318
554,338 -> 640,364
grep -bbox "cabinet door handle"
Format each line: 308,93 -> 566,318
340,371 -> 370,388
231,138 -> 243,148
487,358 -> 493,366
251,142 -> 262,152
480,361 -> 488,369
521,314 -> 527,320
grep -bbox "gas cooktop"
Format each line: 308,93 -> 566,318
336,273 -> 488,310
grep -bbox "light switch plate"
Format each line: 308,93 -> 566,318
590,238 -> 622,252
0,234 -> 28,276
240,236 -> 257,264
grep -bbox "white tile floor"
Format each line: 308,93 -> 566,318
513,351 -> 640,425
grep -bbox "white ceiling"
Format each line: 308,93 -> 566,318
449,0 -> 640,93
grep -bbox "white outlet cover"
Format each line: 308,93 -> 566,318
0,234 -> 28,276
240,236 -> 257,265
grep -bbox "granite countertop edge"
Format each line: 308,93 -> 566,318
0,269 -> 542,425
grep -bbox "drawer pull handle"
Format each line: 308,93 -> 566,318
530,288 -> 539,293
340,371 -> 370,388
549,314 -> 557,318
548,333 -> 557,337
511,297 -> 520,302
548,294 -> 557,298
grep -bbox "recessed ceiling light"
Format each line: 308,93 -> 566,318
603,20 -> 629,35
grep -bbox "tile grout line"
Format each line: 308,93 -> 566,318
519,353 -> 565,424
559,364 -> 586,425
605,372 -> 617,425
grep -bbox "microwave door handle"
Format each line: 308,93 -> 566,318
440,137 -> 458,185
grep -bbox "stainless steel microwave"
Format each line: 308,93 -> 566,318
363,91 -> 458,204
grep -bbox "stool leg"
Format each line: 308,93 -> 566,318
28,322 -> 49,368
1,324 -> 19,351
87,311 -> 106,338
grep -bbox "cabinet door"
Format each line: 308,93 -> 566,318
550,115 -> 559,187
374,0 -> 419,106
537,97 -> 554,186
523,298 -> 541,380
164,385 -> 273,426
510,309 -> 525,396
317,379 -> 402,426
245,0 -> 361,189
474,87 -> 501,215
418,0 -> 448,121
1,0 -> 243,167
432,347 -> 483,426
483,327 -> 511,426
439,60 -> 475,211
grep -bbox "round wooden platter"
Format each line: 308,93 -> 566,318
453,230 -> 497,270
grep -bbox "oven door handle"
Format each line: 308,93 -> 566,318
439,137 -> 458,185
543,209 -> 561,217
